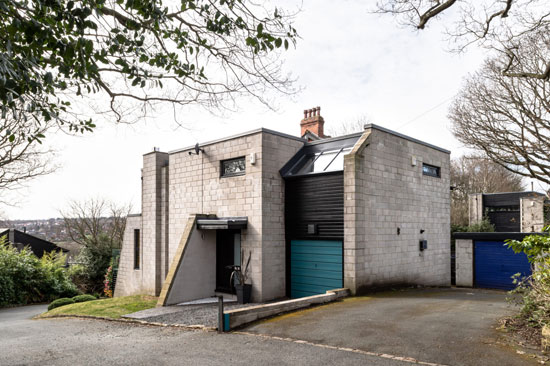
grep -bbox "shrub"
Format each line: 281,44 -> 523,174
75,233 -> 117,294
72,294 -> 97,303
104,259 -> 115,298
38,251 -> 79,300
68,264 -> 90,294
0,236 -> 79,307
451,217 -> 495,234
507,227 -> 550,328
48,297 -> 75,311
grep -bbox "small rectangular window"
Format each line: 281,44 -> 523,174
134,229 -> 140,269
422,163 -> 441,178
221,157 -> 246,177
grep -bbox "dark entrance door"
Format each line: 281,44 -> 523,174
216,230 -> 241,293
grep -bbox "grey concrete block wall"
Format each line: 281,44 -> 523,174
469,193 -> 484,226
114,215 -> 145,297
521,196 -> 546,232
345,127 -> 451,293
142,151 -> 169,296
117,130 -> 303,302
160,165 -> 170,283
166,131 -> 302,302
260,133 -> 304,300
455,239 -> 473,287
167,132 -> 264,301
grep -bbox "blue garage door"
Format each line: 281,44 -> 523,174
474,241 -> 532,290
290,240 -> 343,298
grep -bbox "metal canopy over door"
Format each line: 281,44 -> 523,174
290,240 -> 343,298
474,240 -> 531,290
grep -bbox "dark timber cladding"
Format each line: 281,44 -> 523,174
482,192 -> 545,232
285,172 -> 344,239
281,133 -> 358,297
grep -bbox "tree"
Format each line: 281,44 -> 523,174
61,198 -> 129,292
375,0 -> 550,80
450,51 -> 550,185
451,153 -> 524,226
1,0 -> 298,144
376,1 -> 550,184
325,115 -> 370,137
0,117 -> 54,203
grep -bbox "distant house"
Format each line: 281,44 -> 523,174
115,107 -> 451,305
455,191 -> 549,290
0,228 -> 67,258
469,191 -> 549,232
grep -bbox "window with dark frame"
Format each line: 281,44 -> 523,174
221,156 -> 246,177
422,163 -> 441,178
134,229 -> 140,269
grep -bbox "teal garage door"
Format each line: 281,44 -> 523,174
290,240 -> 343,298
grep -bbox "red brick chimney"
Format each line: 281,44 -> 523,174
300,106 -> 327,140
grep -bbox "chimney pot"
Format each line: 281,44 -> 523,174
300,106 -> 327,140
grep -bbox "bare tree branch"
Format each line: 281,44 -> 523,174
0,116 -> 56,204
375,1 -> 550,80
450,34 -> 550,185
61,198 -> 130,249
418,0 -> 457,29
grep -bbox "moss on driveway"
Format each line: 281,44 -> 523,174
39,295 -> 158,319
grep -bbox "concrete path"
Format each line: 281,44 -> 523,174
243,287 -> 540,366
0,303 -> 412,365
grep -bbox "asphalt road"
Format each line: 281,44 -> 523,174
0,304 -> 418,366
245,287 -> 540,366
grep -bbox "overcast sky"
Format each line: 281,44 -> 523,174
3,0 -> 492,220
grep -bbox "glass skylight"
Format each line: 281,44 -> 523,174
280,133 -> 362,178
293,148 -> 351,176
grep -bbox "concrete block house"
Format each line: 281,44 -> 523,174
469,191 -> 547,232
115,107 -> 451,305
454,191 -> 548,290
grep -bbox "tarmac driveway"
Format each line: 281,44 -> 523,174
0,303 -> 417,365
243,287 -> 540,366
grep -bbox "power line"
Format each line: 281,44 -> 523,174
396,95 -> 455,130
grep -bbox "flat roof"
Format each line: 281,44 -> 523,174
148,121 -> 450,156
169,128 -> 306,155
482,191 -> 545,196
304,131 -> 364,146
364,124 -> 451,154
453,232 -> 546,241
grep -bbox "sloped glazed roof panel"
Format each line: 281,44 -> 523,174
280,132 -> 362,178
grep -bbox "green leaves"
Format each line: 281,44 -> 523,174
0,237 -> 78,306
0,0 -> 297,149
506,226 -> 550,263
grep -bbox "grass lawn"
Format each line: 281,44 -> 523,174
39,295 -> 158,319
